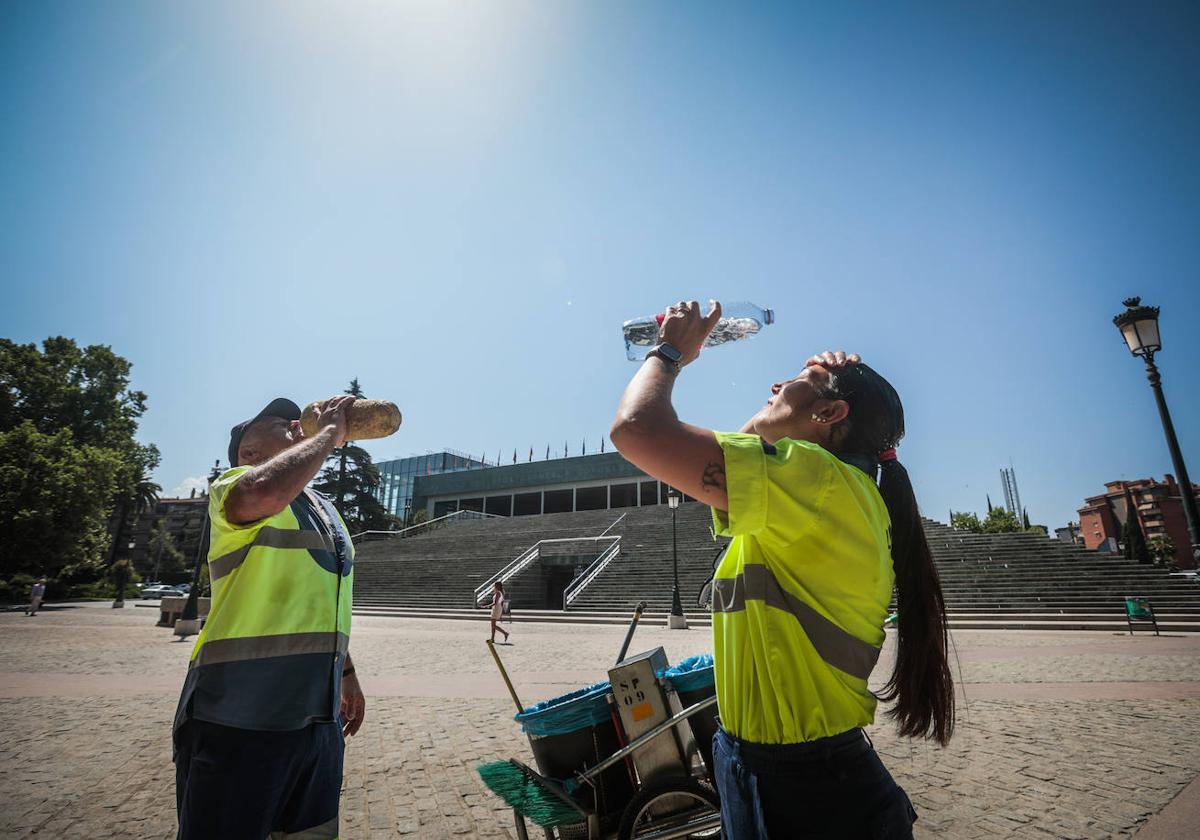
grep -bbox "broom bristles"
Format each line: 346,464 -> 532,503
477,760 -> 583,828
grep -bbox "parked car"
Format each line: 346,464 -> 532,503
141,585 -> 184,600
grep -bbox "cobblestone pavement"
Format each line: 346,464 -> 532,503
1,603 -> 1198,838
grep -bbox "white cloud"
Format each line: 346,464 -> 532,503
169,476 -> 209,499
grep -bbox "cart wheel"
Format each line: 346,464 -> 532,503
617,778 -> 721,840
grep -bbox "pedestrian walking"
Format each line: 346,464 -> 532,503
26,578 -> 46,616
490,580 -> 511,644
612,300 -> 954,839
173,396 -> 366,840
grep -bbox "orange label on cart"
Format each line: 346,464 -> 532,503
631,702 -> 654,722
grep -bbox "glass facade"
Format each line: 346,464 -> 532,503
374,451 -> 488,520
425,480 -> 694,518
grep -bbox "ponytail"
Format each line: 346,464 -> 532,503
821,361 -> 955,745
876,458 -> 955,745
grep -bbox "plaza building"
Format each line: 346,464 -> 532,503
108,495 -> 208,582
1077,474 -> 1199,569
373,451 -> 488,520
410,451 -> 691,519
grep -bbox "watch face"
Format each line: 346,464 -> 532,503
658,343 -> 683,362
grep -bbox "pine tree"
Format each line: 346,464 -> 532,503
1121,486 -> 1151,564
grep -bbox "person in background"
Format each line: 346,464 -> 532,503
611,300 -> 954,839
26,578 -> 46,616
490,580 -> 511,644
173,396 -> 366,840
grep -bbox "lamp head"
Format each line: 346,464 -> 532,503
1113,296 -> 1161,357
667,490 -> 681,510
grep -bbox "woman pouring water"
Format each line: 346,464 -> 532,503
610,300 -> 954,839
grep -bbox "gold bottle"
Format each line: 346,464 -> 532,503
300,399 -> 402,441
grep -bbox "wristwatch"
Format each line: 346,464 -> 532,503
647,342 -> 683,373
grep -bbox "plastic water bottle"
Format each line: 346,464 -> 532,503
622,301 -> 774,361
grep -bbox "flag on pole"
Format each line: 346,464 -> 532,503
601,437 -> 606,453
563,441 -> 568,458
582,437 -> 586,456
512,449 -> 517,464
545,445 -> 550,460
528,447 -> 533,462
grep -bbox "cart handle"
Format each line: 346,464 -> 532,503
577,695 -> 718,783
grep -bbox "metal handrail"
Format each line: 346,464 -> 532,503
562,539 -> 621,610
597,511 -> 627,537
351,509 -> 500,543
473,543 -> 541,607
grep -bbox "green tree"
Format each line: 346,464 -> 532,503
950,511 -> 983,533
0,422 -> 124,581
0,338 -> 146,446
1121,487 -> 1151,565
1148,534 -> 1178,571
312,379 -> 399,533
982,507 -> 1022,534
0,338 -> 159,589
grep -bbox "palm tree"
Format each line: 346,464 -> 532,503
108,471 -> 162,607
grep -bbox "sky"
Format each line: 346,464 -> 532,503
2,1 -> 1198,532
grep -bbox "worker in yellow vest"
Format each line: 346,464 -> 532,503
173,396 -> 365,840
612,301 -> 954,839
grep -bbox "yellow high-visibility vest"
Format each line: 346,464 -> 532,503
711,433 -> 892,745
174,467 -> 354,733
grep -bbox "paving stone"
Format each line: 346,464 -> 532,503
1,604 -> 1199,838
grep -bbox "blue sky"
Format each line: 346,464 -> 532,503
2,1 -> 1198,532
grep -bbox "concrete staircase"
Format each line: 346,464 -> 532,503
352,507 -> 630,612
352,506 -> 1200,631
922,518 -> 1200,631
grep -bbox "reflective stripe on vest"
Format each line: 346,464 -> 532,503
209,527 -> 336,581
190,631 -> 350,670
712,564 -> 882,681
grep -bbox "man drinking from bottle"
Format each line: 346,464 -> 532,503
173,395 -> 365,840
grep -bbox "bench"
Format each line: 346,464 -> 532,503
1124,597 -> 1159,636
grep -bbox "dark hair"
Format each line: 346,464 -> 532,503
822,363 -> 955,745
495,580 -> 505,593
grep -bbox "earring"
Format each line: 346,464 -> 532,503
811,414 -> 824,423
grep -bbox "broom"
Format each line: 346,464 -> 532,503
476,759 -> 586,828
478,641 -> 587,827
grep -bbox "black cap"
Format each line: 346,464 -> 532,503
227,398 -> 302,468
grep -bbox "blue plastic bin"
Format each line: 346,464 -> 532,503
515,681 -> 634,820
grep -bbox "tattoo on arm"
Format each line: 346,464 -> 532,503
701,461 -> 726,491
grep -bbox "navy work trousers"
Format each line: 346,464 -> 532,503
175,719 -> 344,839
713,726 -> 917,839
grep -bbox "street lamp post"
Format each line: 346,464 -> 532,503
667,490 -> 687,629
1113,297 -> 1200,569
176,460 -> 223,639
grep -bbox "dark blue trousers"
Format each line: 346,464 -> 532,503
175,719 -> 343,839
713,727 -> 917,839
